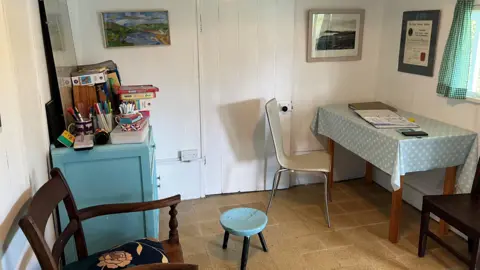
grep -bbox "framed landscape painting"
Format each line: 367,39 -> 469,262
101,11 -> 171,48
307,9 -> 365,62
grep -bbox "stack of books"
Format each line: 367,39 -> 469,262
118,113 -> 142,125
118,85 -> 159,116
119,115 -> 149,132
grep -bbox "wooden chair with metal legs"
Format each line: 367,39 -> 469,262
264,98 -> 332,227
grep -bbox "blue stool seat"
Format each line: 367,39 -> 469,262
220,208 -> 268,237
220,208 -> 269,270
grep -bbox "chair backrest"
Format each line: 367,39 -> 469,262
19,168 -> 88,270
472,157 -> 480,196
265,99 -> 288,167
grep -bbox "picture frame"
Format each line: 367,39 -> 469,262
101,10 -> 171,48
307,9 -> 365,62
398,10 -> 440,77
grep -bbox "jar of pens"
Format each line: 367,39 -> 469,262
92,101 -> 113,132
67,102 -> 113,146
67,107 -> 94,135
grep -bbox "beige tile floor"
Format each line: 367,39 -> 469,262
160,179 -> 470,269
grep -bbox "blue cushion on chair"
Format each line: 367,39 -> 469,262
64,238 -> 168,270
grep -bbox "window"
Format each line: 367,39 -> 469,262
468,8 -> 480,97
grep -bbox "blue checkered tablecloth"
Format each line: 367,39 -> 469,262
311,105 -> 478,193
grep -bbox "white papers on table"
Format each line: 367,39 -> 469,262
354,110 -> 419,129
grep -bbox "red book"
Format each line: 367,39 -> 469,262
118,85 -> 159,94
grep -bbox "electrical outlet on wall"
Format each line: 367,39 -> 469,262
180,149 -> 199,162
278,102 -> 293,113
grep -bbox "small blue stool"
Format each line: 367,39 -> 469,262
220,208 -> 268,270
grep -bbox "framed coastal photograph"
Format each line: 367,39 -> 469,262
101,11 -> 171,48
307,9 -> 365,62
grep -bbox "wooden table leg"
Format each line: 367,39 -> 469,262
327,138 -> 335,202
439,166 -> 457,236
389,176 -> 404,243
365,162 -> 373,184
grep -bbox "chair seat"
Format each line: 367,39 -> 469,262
220,208 -> 268,237
64,238 -> 182,270
424,194 -> 480,235
282,151 -> 330,172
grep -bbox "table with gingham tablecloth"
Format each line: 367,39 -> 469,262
311,104 -> 478,243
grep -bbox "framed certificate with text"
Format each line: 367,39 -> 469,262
398,10 -> 440,77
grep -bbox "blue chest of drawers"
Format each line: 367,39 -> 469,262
51,129 -> 158,263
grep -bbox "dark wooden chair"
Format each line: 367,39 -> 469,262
418,158 -> 480,270
19,168 -> 198,270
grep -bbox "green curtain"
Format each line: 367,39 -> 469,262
437,0 -> 474,99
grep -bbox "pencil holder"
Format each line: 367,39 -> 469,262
68,119 -> 94,136
95,114 -> 113,132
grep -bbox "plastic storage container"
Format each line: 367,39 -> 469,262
111,125 -> 150,144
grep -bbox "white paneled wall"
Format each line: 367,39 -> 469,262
290,0 -> 385,184
157,161 -> 202,200
199,0 -> 295,194
68,0 -> 386,198
68,0 -> 202,161
291,0 -> 384,151
68,0 -> 204,198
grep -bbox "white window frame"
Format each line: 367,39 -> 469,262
468,7 -> 480,99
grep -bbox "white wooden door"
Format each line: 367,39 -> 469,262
199,0 -> 295,194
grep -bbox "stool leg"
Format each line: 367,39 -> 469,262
258,232 -> 268,252
241,237 -> 250,270
222,231 -> 229,249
